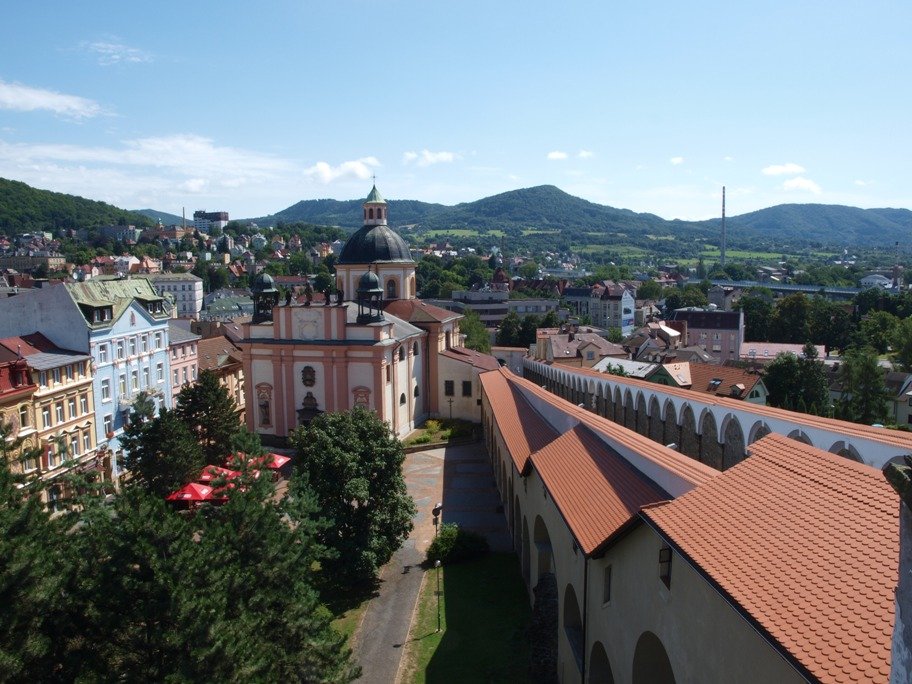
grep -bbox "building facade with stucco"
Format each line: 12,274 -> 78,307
238,186 -> 493,441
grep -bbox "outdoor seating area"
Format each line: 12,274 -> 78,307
165,453 -> 293,508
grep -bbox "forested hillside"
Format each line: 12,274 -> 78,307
0,178 -> 152,236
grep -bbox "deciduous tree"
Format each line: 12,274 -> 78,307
290,408 -> 415,583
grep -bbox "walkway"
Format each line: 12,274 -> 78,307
351,441 -> 510,683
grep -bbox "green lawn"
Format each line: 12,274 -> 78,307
401,554 -> 531,683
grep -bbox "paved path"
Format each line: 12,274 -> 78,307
351,442 -> 510,683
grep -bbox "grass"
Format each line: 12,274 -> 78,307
699,246 -> 788,260
313,571 -> 380,642
404,419 -> 475,446
521,229 -> 560,236
400,554 -> 531,684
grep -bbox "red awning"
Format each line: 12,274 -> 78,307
197,465 -> 241,483
166,482 -> 214,501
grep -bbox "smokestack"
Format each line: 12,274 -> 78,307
182,207 -> 186,230
721,186 -> 727,268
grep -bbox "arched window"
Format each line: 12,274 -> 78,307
414,385 -> 420,397
399,393 -> 406,405
377,208 -> 383,220
368,207 -> 374,219
398,346 -> 405,362
413,341 -> 419,356
387,279 -> 397,299
363,208 -> 367,220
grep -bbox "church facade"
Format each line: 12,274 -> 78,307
239,185 -> 482,442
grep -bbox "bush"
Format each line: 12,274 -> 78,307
410,434 -> 432,445
426,523 -> 490,565
424,419 -> 441,434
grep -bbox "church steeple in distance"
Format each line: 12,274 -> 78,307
363,183 -> 387,226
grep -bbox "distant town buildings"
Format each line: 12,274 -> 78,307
192,210 -> 229,233
147,272 -> 204,319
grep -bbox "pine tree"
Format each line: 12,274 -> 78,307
175,369 -> 242,464
120,407 -> 205,497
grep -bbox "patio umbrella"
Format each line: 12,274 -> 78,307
197,465 -> 241,483
166,482 -> 214,501
263,453 -> 291,470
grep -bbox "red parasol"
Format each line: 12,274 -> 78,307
263,453 -> 291,469
166,482 -> 214,501
197,465 -> 241,483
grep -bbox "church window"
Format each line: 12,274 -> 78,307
386,365 -> 391,383
413,342 -> 419,356
368,207 -> 374,219
414,385 -> 419,398
444,380 -> 454,397
398,346 -> 405,362
399,393 -> 406,405
387,279 -> 397,299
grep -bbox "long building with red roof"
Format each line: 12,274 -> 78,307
481,366 -> 898,683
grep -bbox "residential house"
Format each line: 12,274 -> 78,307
197,336 -> 245,421
669,307 -> 744,362
648,361 -> 767,404
147,272 -> 204,319
167,321 -> 200,403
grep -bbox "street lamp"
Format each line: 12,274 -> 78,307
432,502 -> 443,538
435,559 -> 442,632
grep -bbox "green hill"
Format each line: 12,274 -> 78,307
134,208 -> 186,226
0,178 -> 153,236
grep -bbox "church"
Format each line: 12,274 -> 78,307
239,185 -> 498,443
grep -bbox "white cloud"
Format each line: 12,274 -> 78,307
402,149 -> 459,167
303,157 -> 380,183
81,40 -> 152,66
783,176 -> 822,194
762,162 -> 805,176
723,156 -> 734,162
180,178 -> 207,193
547,151 -> 568,160
0,80 -> 101,119
670,156 -> 684,165
854,179 -> 874,187
578,150 -> 594,159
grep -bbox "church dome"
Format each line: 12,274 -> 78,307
251,272 -> 277,293
358,270 -> 382,292
338,224 -> 413,265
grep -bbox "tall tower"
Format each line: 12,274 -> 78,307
720,186 -> 727,269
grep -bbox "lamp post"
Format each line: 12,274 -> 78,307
432,502 -> 443,632
435,559 -> 442,632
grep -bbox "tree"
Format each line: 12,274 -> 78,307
120,407 -> 205,497
540,310 -> 561,329
892,317 -> 912,372
607,327 -> 624,343
496,311 -> 522,347
460,309 -> 491,353
175,370 -> 241,464
807,297 -> 851,353
290,408 -> 415,583
769,293 -> 810,343
738,289 -> 774,342
518,261 -> 539,279
635,280 -> 662,300
837,347 -> 890,425
518,314 -> 541,347
857,310 -> 899,355
762,346 -> 829,415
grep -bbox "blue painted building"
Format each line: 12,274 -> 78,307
0,277 -> 173,480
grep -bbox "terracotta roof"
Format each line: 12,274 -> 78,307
479,369 -> 558,473
642,433 -> 897,683
197,336 -> 242,372
538,361 -> 912,451
383,298 -> 460,324
440,347 -> 501,371
530,424 -> 668,555
686,362 -> 762,399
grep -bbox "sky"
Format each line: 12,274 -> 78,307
0,1 -> 909,221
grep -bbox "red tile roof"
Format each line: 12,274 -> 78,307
642,433 -> 897,683
479,369 -> 558,473
531,424 -> 668,554
685,362 -> 763,399
383,298 -> 459,324
440,346 -> 501,372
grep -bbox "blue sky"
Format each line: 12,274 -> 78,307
1,1 -> 909,220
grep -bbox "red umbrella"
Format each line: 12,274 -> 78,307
197,465 -> 241,483
263,453 -> 291,470
166,482 -> 214,501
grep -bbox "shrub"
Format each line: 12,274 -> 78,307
424,419 -> 441,434
411,434 -> 432,445
426,523 -> 490,564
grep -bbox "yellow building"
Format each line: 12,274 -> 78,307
0,334 -> 99,507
